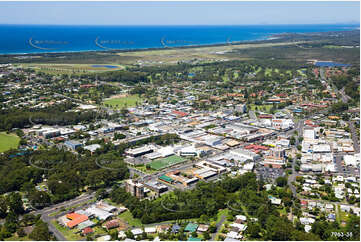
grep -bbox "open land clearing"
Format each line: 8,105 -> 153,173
0,132 -> 20,152
19,63 -> 125,74
103,94 -> 142,108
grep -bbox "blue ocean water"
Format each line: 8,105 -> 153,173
0,24 -> 358,54
315,61 -> 351,67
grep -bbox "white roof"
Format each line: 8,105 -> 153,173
144,227 -> 157,233
230,223 -> 247,231
158,146 -> 174,157
131,228 -> 143,235
226,231 -> 241,239
305,225 -> 312,233
97,235 -> 111,241
235,215 -> 247,221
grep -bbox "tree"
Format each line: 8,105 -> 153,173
276,176 -> 288,187
17,227 -> 26,238
8,192 -> 24,215
4,211 -> 18,233
29,191 -> 51,209
0,196 -> 7,218
125,229 -> 134,239
95,188 -> 108,200
29,220 -> 51,241
203,231 -> 211,240
247,222 -> 262,239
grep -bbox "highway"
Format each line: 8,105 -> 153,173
31,192 -> 95,241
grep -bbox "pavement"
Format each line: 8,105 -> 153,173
211,215 -> 226,240
347,121 -> 360,153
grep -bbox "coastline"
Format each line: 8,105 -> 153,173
0,27 -> 358,57
0,35 -> 275,56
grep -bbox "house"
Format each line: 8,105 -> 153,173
197,224 -> 209,232
300,217 -> 315,225
82,227 -> 94,236
226,231 -> 242,239
327,213 -> 336,222
157,224 -> 171,233
77,220 -> 96,231
66,213 -> 89,229
131,228 -> 143,236
185,222 -> 198,233
340,205 -> 351,212
188,237 -> 202,241
144,227 -> 157,234
97,235 -> 111,241
235,215 -> 247,223
304,225 -> 312,233
230,223 -> 247,232
104,219 -> 119,230
118,231 -> 126,239
172,224 -> 181,233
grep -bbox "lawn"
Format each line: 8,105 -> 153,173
5,235 -> 31,241
215,209 -> 230,224
103,95 -> 142,108
149,155 -> 186,170
20,63 -> 124,75
249,104 -> 274,113
118,210 -> 143,227
0,132 -> 20,152
51,220 -> 83,241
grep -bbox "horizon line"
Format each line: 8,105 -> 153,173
0,23 -> 359,27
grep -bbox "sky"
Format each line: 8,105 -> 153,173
0,1 -> 359,25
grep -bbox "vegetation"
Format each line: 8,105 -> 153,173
0,132 -> 20,152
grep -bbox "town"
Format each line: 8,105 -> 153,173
0,31 -> 360,241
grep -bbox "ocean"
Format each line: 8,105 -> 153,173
0,24 -> 358,55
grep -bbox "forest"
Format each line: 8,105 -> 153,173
109,172 -> 360,241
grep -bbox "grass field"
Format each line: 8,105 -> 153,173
0,132 -> 20,152
118,210 -> 143,227
149,155 -> 186,170
51,220 -> 82,241
103,95 -> 142,108
249,104 -> 274,113
20,63 -> 124,75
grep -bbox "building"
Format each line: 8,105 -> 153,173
64,140 -> 83,151
125,179 -> 145,199
144,180 -> 168,195
230,148 -> 260,161
125,145 -> 154,157
263,147 -> 286,168
235,104 -> 247,113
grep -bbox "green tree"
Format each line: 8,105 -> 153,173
29,220 -> 51,241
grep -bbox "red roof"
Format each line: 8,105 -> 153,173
172,110 -> 188,117
105,219 -> 119,229
259,114 -> 273,119
82,227 -> 93,235
300,200 -> 308,205
66,213 -> 89,228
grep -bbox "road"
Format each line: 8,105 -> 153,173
287,119 -> 303,198
31,192 -> 96,241
347,121 -> 360,153
249,110 -> 257,120
211,215 -> 226,240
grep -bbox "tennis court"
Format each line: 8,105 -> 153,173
149,155 -> 186,170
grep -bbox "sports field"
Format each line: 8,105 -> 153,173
149,155 -> 186,170
20,63 -> 124,75
0,132 -> 20,152
103,95 -> 142,108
